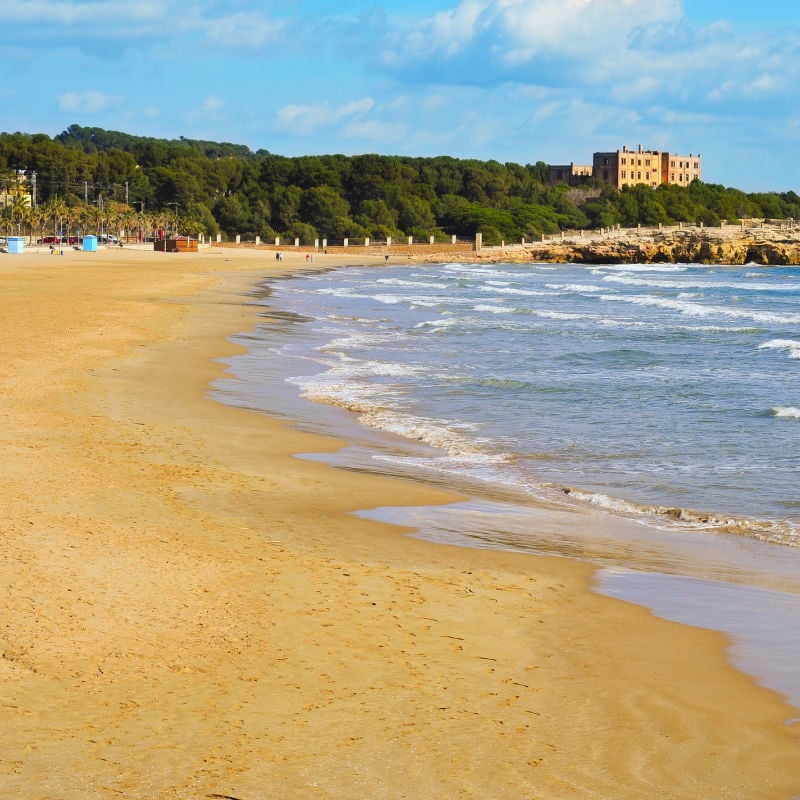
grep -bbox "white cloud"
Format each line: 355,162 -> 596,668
205,11 -> 285,49
277,97 -> 375,135
3,0 -> 165,25
385,0 -> 682,67
342,119 -> 405,141
200,95 -> 226,113
58,90 -> 122,112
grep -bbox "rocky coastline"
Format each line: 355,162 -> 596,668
463,226 -> 800,266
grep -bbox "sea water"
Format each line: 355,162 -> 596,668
213,261 -> 800,708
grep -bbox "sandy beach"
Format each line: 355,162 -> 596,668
1,245 -> 798,799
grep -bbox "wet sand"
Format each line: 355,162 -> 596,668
0,245 -> 798,798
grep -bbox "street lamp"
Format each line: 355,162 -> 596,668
167,202 -> 180,235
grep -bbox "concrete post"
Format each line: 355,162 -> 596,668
365,237 -> 370,247
700,221 -> 704,229
408,236 -> 413,245
294,238 -> 300,247
430,236 -> 435,245
343,238 -> 348,248
474,232 -> 482,251
216,233 -> 221,243
275,237 -> 280,246
314,238 -> 319,249
255,236 -> 260,246
561,231 -> 565,241
235,234 -> 241,244
387,236 -> 392,247
451,235 -> 457,245
322,238 -> 327,249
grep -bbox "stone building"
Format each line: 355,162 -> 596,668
0,171 -> 32,208
547,163 -> 593,186
549,146 -> 702,189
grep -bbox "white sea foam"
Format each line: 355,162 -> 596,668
531,310 -> 599,321
359,409 -> 510,464
414,317 -> 460,330
559,488 -> 800,545
479,285 -> 554,297
474,303 -> 514,314
545,283 -> 608,293
758,339 -> 800,359
593,264 -> 688,273
771,406 -> 800,419
376,277 -> 451,289
604,274 -> 800,292
442,265 -> 522,279
601,293 -> 800,325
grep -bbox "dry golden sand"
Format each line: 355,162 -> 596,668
0,246 -> 798,799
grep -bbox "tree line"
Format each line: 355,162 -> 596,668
1,124 -> 799,245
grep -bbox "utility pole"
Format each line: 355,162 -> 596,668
31,171 -> 36,207
125,181 -> 129,205
85,181 -> 88,204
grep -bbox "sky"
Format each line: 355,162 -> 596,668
1,0 -> 799,192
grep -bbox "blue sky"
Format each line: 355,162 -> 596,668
1,0 -> 798,191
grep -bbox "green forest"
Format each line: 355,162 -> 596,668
2,124 -> 799,245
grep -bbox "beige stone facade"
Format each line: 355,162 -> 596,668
547,163 -> 593,186
550,145 -> 702,189
0,172 -> 32,208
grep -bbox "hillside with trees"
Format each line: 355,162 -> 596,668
2,124 -> 799,245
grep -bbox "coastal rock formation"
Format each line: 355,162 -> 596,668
455,228 -> 800,266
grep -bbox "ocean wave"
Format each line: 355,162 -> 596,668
376,277 -> 451,289
414,317 -> 460,330
758,339 -> 800,359
545,283 -> 608,293
474,303 -> 514,314
601,293 -> 800,325
604,274 -> 800,292
592,264 -> 689,273
442,264 -> 523,279
557,488 -> 800,546
770,406 -> 800,419
479,285 -> 555,296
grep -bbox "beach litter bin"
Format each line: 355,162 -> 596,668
7,236 -> 24,254
83,235 -> 98,252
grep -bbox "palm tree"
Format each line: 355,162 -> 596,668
29,206 -> 49,245
44,197 -> 68,241
0,204 -> 12,238
11,195 -> 31,238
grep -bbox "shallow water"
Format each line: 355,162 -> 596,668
213,261 -> 800,709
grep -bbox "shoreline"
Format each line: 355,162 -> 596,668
1,247 -> 798,797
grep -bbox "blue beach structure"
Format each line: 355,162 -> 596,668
7,236 -> 24,254
83,235 -> 98,252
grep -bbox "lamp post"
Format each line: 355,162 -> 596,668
167,202 -> 179,236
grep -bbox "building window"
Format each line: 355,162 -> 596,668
637,172 -> 641,180
603,170 -> 609,179
645,159 -> 651,166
